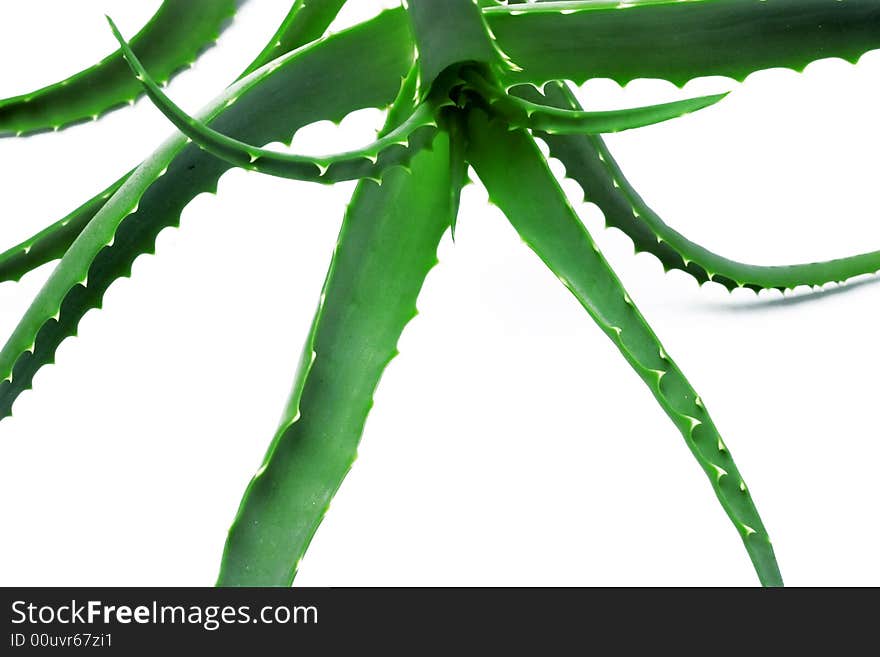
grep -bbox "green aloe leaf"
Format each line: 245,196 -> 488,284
0,0 -> 237,136
240,0 -> 350,77
463,70 -> 728,134
0,176 -> 128,284
466,108 -> 783,586
112,17 -> 440,185
447,111 -> 469,238
407,0 -> 512,97
217,132 -> 454,586
525,82 -> 880,292
0,9 -> 414,420
499,89 -> 729,135
484,0 -> 880,86
9,0 -> 875,588
0,0 -> 352,284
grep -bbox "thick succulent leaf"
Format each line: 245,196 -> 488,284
0,9 -> 415,420
484,0 -> 880,86
0,0 -> 236,136
0,0 -> 351,282
408,0 -> 513,96
464,71 -> 728,134
495,88 -> 729,135
217,132 -> 454,586
526,82 -> 880,292
447,112 -> 469,238
466,109 -> 783,586
239,0 -> 349,77
112,18 -> 439,184
0,176 -> 128,284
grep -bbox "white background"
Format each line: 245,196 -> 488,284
1,1 -> 879,586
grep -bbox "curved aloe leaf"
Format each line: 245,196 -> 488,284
499,89 -> 730,135
0,0 -> 353,289
466,109 -> 783,586
463,70 -> 728,134
0,9 -> 415,420
525,82 -> 880,292
0,0 -> 237,136
484,0 -> 880,86
112,17 -> 439,185
218,131 -> 454,586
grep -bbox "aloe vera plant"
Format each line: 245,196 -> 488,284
2,0 -> 880,587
